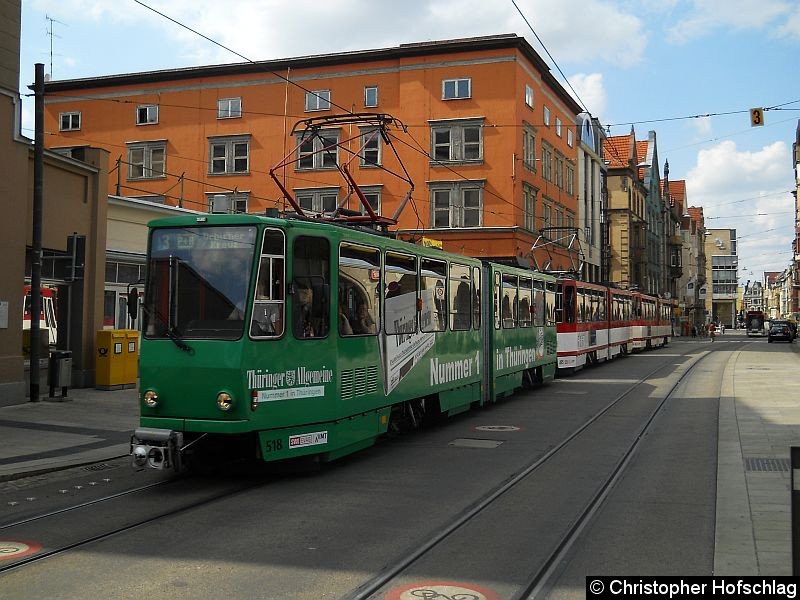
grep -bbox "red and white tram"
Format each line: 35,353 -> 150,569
555,278 -> 673,373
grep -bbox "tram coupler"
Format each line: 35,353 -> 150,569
131,427 -> 183,472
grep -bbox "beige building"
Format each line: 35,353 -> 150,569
104,196 -> 198,330
603,129 -> 649,290
1,0 -> 109,405
664,181 -> 706,333
703,228 -> 738,328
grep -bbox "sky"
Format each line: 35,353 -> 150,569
18,0 -> 800,284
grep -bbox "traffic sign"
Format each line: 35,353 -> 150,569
750,108 -> 765,127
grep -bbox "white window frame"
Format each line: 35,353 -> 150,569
294,187 -> 338,215
566,163 -> 575,196
429,118 -> 484,164
364,86 -> 378,108
554,152 -> 564,189
217,97 -> 242,119
205,191 -> 250,213
296,130 -> 340,170
525,85 -> 534,108
523,184 -> 537,231
543,106 -> 551,127
430,181 -> 483,229
357,186 -> 381,215
127,141 -> 166,180
59,111 -> 81,131
305,90 -> 331,112
567,128 -> 574,147
555,117 -> 562,137
208,135 -> 250,175
359,127 -> 381,167
442,78 -> 471,100
136,104 -> 158,125
522,124 -> 537,171
541,198 -> 553,231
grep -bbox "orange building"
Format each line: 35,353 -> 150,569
43,34 -> 582,266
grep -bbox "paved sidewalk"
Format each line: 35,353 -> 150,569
0,386 -> 139,481
714,331 -> 800,576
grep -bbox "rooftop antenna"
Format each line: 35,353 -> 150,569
45,14 -> 66,79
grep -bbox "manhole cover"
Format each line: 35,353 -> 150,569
474,425 -> 520,432
744,457 -> 790,472
450,438 -> 503,449
84,463 -> 114,472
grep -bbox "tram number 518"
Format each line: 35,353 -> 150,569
264,438 -> 284,453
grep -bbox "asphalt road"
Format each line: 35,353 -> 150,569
0,340 -> 738,599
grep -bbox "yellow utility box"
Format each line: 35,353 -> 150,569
123,329 -> 140,388
96,330 -> 126,390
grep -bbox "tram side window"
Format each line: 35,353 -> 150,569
560,285 -> 575,324
251,229 -> 285,338
472,266 -> 481,329
502,274 -> 518,329
339,243 -> 380,336
449,263 -> 472,331
519,277 -> 532,328
600,293 -> 606,321
533,281 -> 545,327
292,236 -> 330,339
546,282 -> 556,325
421,258 -> 447,332
384,252 -> 418,335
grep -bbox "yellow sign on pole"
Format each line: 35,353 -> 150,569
750,108 -> 765,127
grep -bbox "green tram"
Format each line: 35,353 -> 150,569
131,214 -> 557,471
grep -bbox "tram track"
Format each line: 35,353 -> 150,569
0,475 -> 266,575
346,341 -> 743,599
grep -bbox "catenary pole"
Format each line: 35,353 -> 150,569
30,63 -> 45,402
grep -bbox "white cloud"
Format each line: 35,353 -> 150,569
27,0 -> 649,69
774,6 -> 800,41
690,116 -> 713,139
687,140 -> 795,273
667,0 -> 794,43
567,73 -> 608,120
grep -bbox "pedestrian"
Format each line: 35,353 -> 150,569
720,323 -> 725,335
708,322 -> 716,341
691,324 -> 697,338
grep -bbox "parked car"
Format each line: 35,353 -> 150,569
767,321 -> 794,343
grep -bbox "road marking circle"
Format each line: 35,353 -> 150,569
474,425 -> 521,432
0,540 -> 43,560
386,581 -> 500,600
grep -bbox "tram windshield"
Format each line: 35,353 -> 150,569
144,225 -> 258,340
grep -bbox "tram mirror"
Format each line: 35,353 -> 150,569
127,287 -> 139,321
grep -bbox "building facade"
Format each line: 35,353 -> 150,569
704,228 -> 738,328
43,34 -> 585,271
603,129 -> 649,291
791,119 -> 800,317
2,1 -> 113,405
575,113 -> 607,283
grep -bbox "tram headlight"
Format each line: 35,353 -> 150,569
143,390 -> 159,408
132,445 -> 148,468
216,392 -> 234,412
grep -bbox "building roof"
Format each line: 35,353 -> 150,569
603,134 -> 633,169
43,33 -> 583,115
661,179 -> 686,209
